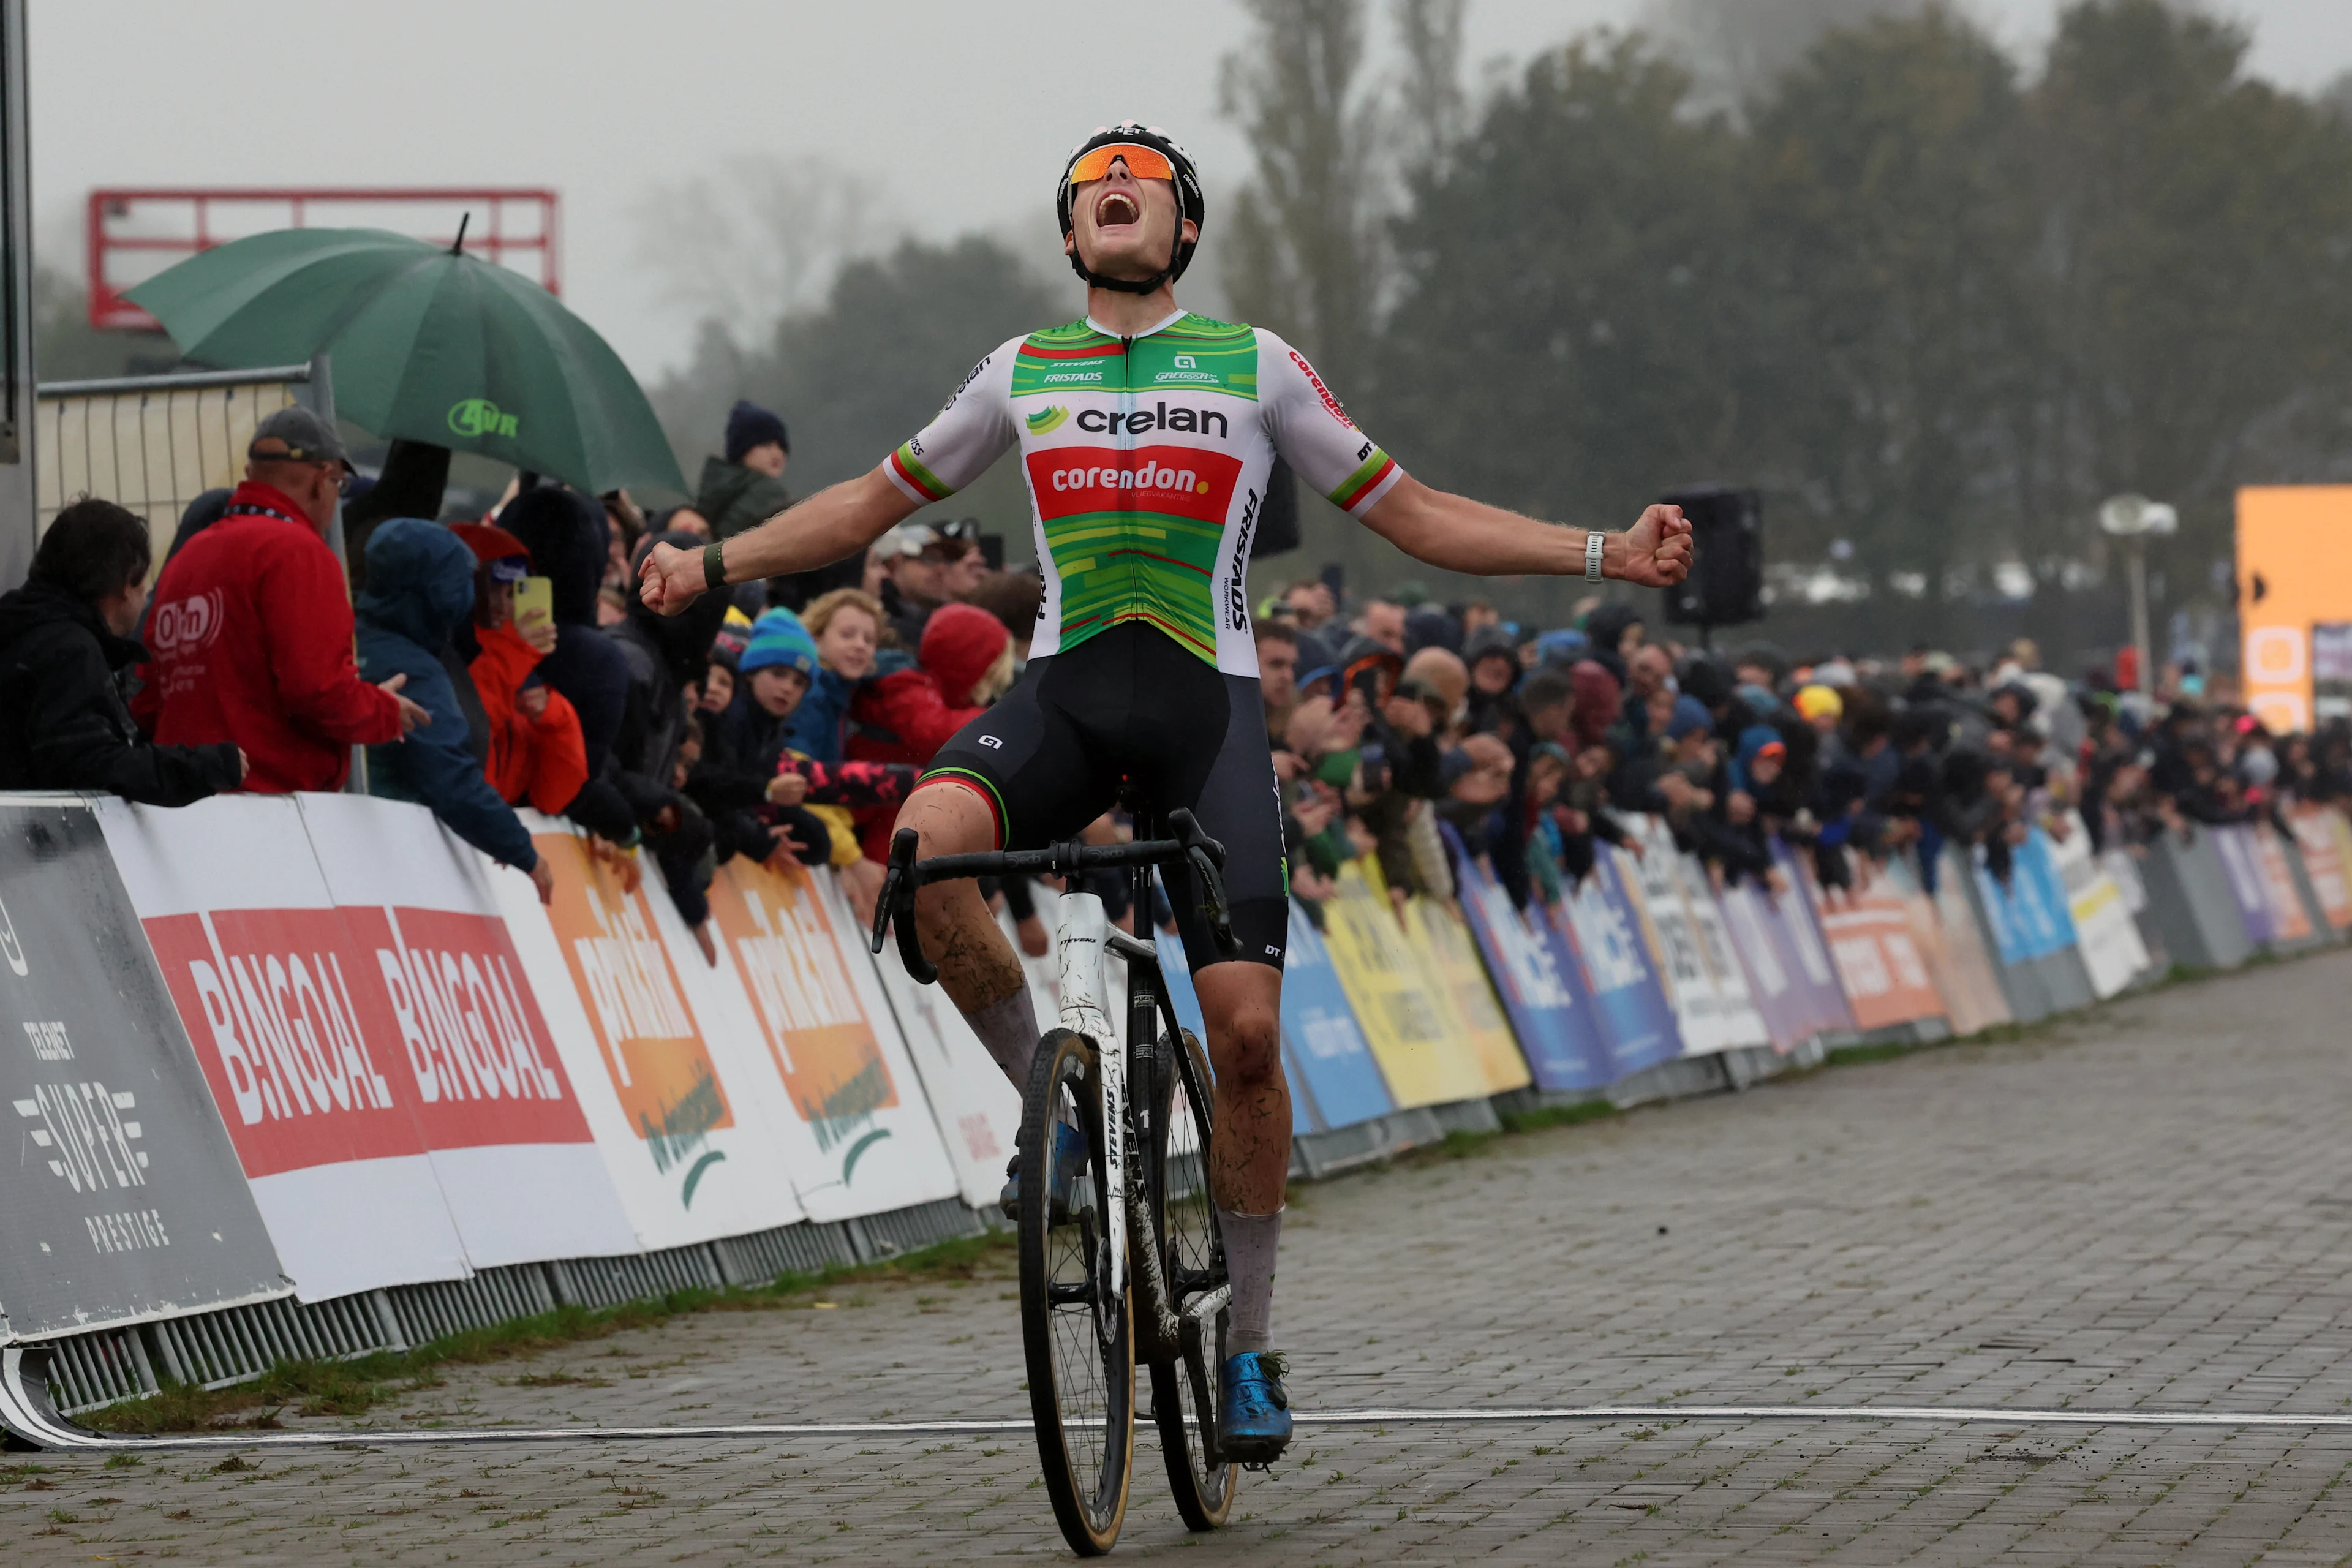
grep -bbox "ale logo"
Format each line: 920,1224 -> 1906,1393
1025,405 -> 1070,435
447,398 -> 520,440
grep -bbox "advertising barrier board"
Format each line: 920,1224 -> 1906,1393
1765,843 -> 1860,1045
1452,843 -> 1612,1091
1715,878 -> 1809,1053
2245,825 -> 2318,946
2045,813 -> 2152,999
1618,819 -> 1747,1054
2288,807 -> 2352,929
100,794 -> 474,1301
0,798 -> 287,1341
1276,899 -> 1396,1130
869,928 -> 1022,1213
1805,849 -> 1947,1035
1913,846 -> 2011,1035
489,816 -> 807,1250
295,794 -> 637,1269
1673,852 -> 1773,1053
1556,848 -> 1683,1077
694,859 -> 960,1221
1318,859 -> 1491,1106
2208,824 -> 2277,946
1402,894 -> 1532,1095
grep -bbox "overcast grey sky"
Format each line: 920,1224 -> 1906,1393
30,1 -> 2351,379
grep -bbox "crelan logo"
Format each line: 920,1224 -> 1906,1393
448,398 -> 520,440
1025,405 -> 1070,435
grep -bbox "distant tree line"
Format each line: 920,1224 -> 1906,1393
651,0 -> 2352,665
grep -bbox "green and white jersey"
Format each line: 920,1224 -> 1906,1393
884,309 -> 1403,677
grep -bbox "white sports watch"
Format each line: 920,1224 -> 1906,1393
1583,530 -> 1606,584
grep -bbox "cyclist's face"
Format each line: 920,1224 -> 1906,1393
1066,155 -> 1196,283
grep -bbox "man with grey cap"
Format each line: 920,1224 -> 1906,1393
139,405 -> 428,793
874,518 -> 975,647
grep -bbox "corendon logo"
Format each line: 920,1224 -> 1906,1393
148,589 -> 225,656
1026,444 -> 1244,525
1289,349 -> 1355,429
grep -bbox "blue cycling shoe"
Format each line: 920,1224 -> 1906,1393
1218,1350 -> 1294,1464
999,1121 -> 1089,1222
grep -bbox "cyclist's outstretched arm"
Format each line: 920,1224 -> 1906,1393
1356,474 -> 1694,589
639,465 -> 918,614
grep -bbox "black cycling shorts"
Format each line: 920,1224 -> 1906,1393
923,622 -> 1288,973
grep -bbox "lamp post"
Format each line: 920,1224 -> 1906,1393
2099,493 -> 2178,698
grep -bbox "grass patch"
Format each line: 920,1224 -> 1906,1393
84,1230 -> 1012,1434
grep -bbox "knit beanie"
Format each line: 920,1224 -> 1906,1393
739,607 -> 818,679
725,399 -> 790,464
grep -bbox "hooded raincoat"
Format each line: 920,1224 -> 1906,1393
354,519 -> 538,871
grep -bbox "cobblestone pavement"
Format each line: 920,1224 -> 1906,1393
16,951 -> 2352,1564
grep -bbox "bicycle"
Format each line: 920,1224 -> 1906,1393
870,805 -> 1240,1555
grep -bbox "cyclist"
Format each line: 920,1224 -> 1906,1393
640,121 -> 1693,1464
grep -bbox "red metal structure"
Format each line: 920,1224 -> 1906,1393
86,187 -> 560,331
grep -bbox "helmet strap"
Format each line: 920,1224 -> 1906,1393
1066,228 -> 1183,295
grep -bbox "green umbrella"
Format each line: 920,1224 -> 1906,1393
124,227 -> 685,497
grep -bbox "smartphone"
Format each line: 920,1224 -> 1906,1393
513,575 -> 554,630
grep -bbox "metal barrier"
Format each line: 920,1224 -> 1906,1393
33,356 -> 338,575
32,1210 -> 987,1419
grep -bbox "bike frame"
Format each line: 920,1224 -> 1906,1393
1049,888 -> 1128,1298
870,806 -> 1238,1363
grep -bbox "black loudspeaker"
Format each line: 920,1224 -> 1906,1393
1252,457 -> 1301,557
1657,483 -> 1763,629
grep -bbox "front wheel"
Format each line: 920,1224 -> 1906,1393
1018,1028 -> 1134,1556
1148,1027 -> 1237,1528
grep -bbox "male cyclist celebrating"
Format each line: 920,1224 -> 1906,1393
642,122 -> 1692,1464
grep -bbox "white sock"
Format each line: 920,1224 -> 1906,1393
964,989 -> 1040,1089
1217,1206 -> 1281,1357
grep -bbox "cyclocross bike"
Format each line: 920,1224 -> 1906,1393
870,805 -> 1240,1555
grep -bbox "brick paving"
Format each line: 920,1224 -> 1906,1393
13,951 -> 2352,1564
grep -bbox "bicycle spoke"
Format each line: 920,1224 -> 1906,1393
1019,1030 -> 1133,1555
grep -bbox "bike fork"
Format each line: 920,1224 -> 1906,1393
1055,890 -> 1125,1299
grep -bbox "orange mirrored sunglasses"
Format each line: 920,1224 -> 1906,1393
1068,143 -> 1176,184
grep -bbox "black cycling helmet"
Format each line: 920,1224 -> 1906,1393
1056,122 -> 1205,294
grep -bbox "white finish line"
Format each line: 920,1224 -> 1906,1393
13,1396 -> 2352,1453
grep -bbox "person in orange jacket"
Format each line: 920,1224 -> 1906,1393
448,522 -> 636,845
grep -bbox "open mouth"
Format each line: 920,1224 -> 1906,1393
1095,190 -> 1140,227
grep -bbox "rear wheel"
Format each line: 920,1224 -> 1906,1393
1018,1028 -> 1134,1556
1147,1026 -> 1237,1529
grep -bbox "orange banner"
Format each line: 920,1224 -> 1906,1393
706,857 -> 900,1137
535,832 -> 734,1156
1808,858 -> 1947,1032
2289,806 -> 2352,929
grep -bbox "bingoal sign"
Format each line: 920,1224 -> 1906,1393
86,187 -> 560,331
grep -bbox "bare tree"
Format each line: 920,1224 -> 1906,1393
630,155 -> 900,348
1394,0 -> 1470,183
1218,0 -> 1388,397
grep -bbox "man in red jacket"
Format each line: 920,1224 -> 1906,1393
140,407 -> 424,791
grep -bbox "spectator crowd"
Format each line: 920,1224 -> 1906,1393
4,391 -> 2343,965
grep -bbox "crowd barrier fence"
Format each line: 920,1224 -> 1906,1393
4,788 -> 2345,1435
